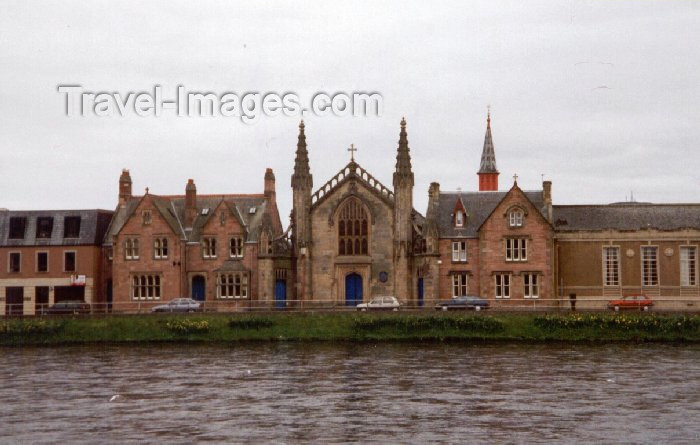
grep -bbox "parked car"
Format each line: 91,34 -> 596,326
607,295 -> 653,312
151,298 -> 202,313
435,295 -> 490,311
46,301 -> 91,315
356,296 -> 401,311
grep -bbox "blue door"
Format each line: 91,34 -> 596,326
275,279 -> 286,309
418,278 -> 424,307
192,275 -> 205,301
345,273 -> 363,307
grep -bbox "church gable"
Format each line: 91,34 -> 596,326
478,184 -> 551,234
311,162 -> 395,210
200,200 -> 248,237
117,194 -> 181,237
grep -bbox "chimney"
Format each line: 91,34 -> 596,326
264,168 -> 276,201
185,179 -> 197,228
119,169 -> 132,206
542,180 -> 553,223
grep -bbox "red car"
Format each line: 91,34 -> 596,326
607,295 -> 653,312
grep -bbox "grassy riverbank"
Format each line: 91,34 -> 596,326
2,312 -> 700,346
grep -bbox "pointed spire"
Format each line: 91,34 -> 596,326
479,111 -> 498,174
292,120 -> 312,189
394,117 -> 413,182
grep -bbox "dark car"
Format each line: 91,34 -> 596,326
435,295 -> 490,311
151,298 -> 202,313
46,301 -> 91,315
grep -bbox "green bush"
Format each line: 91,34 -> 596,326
352,315 -> 503,333
534,313 -> 700,333
165,318 -> 210,334
228,315 -> 276,330
0,319 -> 63,336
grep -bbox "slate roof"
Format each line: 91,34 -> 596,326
436,190 -> 546,238
103,194 -> 273,245
552,203 -> 700,231
0,209 -> 114,247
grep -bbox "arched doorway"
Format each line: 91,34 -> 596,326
345,273 -> 363,307
191,275 -> 206,301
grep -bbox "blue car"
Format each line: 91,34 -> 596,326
434,295 -> 490,311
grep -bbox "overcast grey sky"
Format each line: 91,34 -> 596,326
1,1 -> 698,224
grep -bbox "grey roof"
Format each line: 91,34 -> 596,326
436,190 -> 545,238
478,115 -> 498,174
553,203 -> 700,231
0,209 -> 113,247
103,194 -> 273,245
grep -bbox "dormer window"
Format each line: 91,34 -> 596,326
509,209 -> 524,227
455,211 -> 465,228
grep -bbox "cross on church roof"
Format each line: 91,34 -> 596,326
513,173 -> 518,184
348,144 -> 358,162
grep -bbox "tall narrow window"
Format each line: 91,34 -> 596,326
524,274 -> 539,298
9,252 -> 21,273
603,247 -> 620,286
229,237 -> 243,258
680,246 -> 697,287
125,238 -> 139,260
154,238 -> 168,259
455,211 -> 464,228
337,197 -> 368,256
452,274 -> 467,297
495,274 -> 510,298
37,252 -> 48,272
64,251 -> 76,272
642,246 -> 658,286
505,238 -> 527,261
452,241 -> 467,262
202,238 -> 217,258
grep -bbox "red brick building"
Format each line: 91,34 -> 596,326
103,168 -> 290,312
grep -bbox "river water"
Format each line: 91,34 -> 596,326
1,342 -> 699,444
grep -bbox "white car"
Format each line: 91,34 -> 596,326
356,296 -> 401,311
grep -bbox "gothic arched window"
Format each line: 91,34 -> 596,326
338,197 -> 369,255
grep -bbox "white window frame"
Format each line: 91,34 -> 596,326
505,238 -> 527,262
452,274 -> 467,297
523,273 -> 539,299
455,211 -> 464,228
154,237 -> 169,259
509,209 -> 524,227
680,246 -> 697,287
229,237 -> 244,258
217,273 -> 249,299
451,241 -> 467,262
125,238 -> 140,260
603,247 -> 620,286
495,274 -> 510,299
641,246 -> 658,287
131,274 -> 162,300
202,237 -> 217,259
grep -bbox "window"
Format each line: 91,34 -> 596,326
642,246 -> 658,286
8,217 -> 27,239
455,211 -> 464,228
505,238 -> 527,261
217,273 -> 248,299
64,251 -> 76,272
451,241 -> 467,262
603,247 -> 620,286
37,252 -> 48,272
495,274 -> 510,298
63,216 -> 81,238
131,274 -> 161,300
509,209 -> 524,227
36,217 -> 54,238
125,238 -> 140,260
229,237 -> 243,258
154,238 -> 168,259
202,238 -> 217,258
680,246 -> 697,286
142,210 -> 152,225
452,274 -> 467,297
9,252 -> 21,273
338,197 -> 368,256
524,274 -> 539,298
